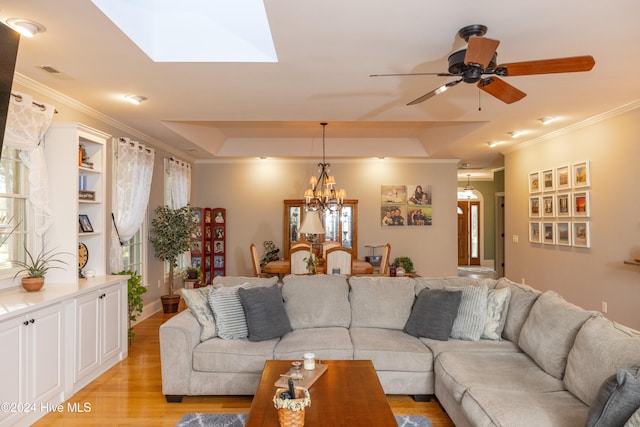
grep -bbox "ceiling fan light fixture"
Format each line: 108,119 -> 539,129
124,95 -> 147,105
6,18 -> 46,37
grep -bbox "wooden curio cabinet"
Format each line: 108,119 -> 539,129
283,199 -> 358,259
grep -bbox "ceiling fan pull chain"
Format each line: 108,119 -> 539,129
478,89 -> 482,111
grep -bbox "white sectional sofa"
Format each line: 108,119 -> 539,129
159,274 -> 640,426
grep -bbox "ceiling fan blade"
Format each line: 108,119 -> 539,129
464,37 -> 500,68
407,79 -> 462,105
478,77 -> 526,104
370,72 -> 454,77
497,55 -> 595,76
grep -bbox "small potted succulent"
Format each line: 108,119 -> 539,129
13,247 -> 69,292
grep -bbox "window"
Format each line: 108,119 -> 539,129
121,226 -> 144,276
0,146 -> 29,279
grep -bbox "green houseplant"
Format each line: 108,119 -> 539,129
149,205 -> 196,313
13,247 -> 69,292
115,270 -> 146,342
182,266 -> 203,288
393,256 -> 415,275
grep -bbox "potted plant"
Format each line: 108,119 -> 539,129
182,266 -> 203,288
149,205 -> 197,313
12,247 -> 69,292
392,256 -> 415,276
115,270 -> 146,343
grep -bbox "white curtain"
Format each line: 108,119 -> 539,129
169,158 -> 191,208
109,138 -> 155,273
3,92 -> 55,235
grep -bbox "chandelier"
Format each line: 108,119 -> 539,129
303,123 -> 346,213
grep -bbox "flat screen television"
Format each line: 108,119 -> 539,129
0,22 -> 21,159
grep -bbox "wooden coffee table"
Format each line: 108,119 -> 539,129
245,360 -> 397,426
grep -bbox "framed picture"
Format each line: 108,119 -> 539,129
556,165 -> 571,191
573,191 -> 591,217
542,195 -> 555,217
572,161 -> 591,188
542,222 -> 555,244
529,171 -> 541,194
556,193 -> 571,217
573,222 -> 591,248
542,169 -> 555,192
529,221 -> 541,243
79,214 -> 93,232
555,222 -> 572,246
529,196 -> 541,217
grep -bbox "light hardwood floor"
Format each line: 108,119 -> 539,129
34,302 -> 455,427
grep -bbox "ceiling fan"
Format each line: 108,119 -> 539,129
370,24 -> 595,105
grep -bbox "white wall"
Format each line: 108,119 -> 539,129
192,159 -> 459,278
505,105 -> 640,329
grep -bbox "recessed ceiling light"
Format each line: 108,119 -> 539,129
124,95 -> 147,105
6,18 -> 46,37
508,130 -> 524,138
538,117 -> 556,125
487,141 -> 504,148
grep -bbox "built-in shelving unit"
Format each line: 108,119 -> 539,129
44,123 -> 110,283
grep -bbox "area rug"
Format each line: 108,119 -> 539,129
176,413 -> 431,427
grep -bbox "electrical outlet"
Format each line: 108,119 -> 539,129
601,301 -> 608,314
512,235 -> 519,243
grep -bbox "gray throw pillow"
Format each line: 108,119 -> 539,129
238,284 -> 292,342
181,286 -> 216,341
586,366 -> 640,427
404,288 -> 462,341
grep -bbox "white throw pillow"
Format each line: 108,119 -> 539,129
481,287 -> 512,340
182,286 -> 217,341
447,285 -> 488,341
208,283 -> 251,339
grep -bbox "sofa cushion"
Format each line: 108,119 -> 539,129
349,276 -> 416,329
586,366 -> 640,427
518,291 -> 594,379
404,288 -> 461,340
625,407 -> 640,427
461,388 -> 589,427
495,277 -> 541,344
422,337 -> 520,359
274,327 -> 353,360
448,284 -> 488,341
282,274 -> 351,329
564,315 -> 640,406
181,285 -> 216,341
208,284 -> 250,339
238,284 -> 292,342
481,286 -> 512,341
414,276 -> 496,295
350,327 -> 433,372
213,275 -> 278,288
193,337 -> 279,373
435,351 -> 565,404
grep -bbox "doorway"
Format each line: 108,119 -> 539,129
457,200 -> 480,266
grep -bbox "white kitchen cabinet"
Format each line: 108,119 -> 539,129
0,303 -> 64,427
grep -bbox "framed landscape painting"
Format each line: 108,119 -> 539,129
542,169 -> 554,192
572,161 -> 590,188
556,222 -> 571,246
542,195 -> 555,217
556,165 -> 571,191
529,196 -> 541,217
529,222 -> 541,243
529,171 -> 541,193
542,222 -> 555,244
556,193 -> 571,217
573,191 -> 591,217
573,222 -> 591,248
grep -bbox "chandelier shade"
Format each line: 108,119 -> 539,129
299,210 -> 325,235
304,123 -> 346,213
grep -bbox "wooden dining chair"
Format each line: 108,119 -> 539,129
379,243 -> 391,276
322,241 -> 340,259
250,243 -> 263,277
290,246 -> 311,274
326,247 -> 352,275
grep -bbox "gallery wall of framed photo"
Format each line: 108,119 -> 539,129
528,161 -> 591,248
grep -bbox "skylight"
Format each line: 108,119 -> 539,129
91,0 -> 277,63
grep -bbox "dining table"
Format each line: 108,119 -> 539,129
263,258 -> 374,277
